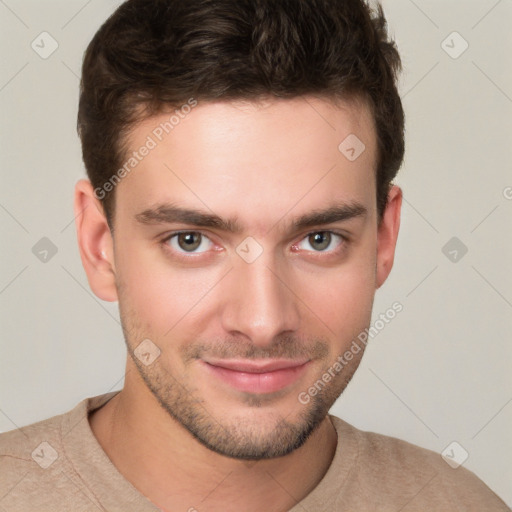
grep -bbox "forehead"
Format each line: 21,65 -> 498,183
116,96 -> 378,231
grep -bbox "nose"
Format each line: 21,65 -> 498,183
220,251 -> 301,347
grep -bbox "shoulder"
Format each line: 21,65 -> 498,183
329,415 -> 510,511
0,392 -> 113,462
0,408 -> 64,473
0,392 -> 118,511
0,405 -> 71,509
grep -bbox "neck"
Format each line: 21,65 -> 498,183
89,371 -> 337,512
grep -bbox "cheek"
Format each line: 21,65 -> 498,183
299,247 -> 376,341
115,241 -> 223,335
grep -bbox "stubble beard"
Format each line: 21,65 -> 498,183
118,295 -> 365,460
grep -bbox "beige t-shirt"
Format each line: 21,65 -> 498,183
0,391 -> 509,511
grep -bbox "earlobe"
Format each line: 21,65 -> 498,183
74,179 -> 118,302
375,185 -> 402,289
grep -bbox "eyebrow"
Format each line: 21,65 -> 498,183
135,201 -> 368,234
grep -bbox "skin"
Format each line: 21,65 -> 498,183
74,96 -> 402,512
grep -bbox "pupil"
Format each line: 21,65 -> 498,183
312,232 -> 330,251
180,233 -> 200,251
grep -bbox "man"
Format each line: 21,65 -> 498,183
0,0 -> 509,510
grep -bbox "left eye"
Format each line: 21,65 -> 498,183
296,231 -> 344,252
166,232 -> 213,253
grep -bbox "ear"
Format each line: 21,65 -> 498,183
74,179 -> 118,302
376,185 -> 402,289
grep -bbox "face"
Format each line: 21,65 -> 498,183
104,96 -> 389,459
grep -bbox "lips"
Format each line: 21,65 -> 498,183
202,358 -> 310,394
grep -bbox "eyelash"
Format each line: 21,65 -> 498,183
160,230 -> 349,260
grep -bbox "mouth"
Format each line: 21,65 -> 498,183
201,358 -> 311,394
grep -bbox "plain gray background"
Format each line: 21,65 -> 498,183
1,0 -> 511,506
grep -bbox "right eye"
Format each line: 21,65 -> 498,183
163,231 -> 214,254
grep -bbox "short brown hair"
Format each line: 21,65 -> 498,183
78,0 -> 404,227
